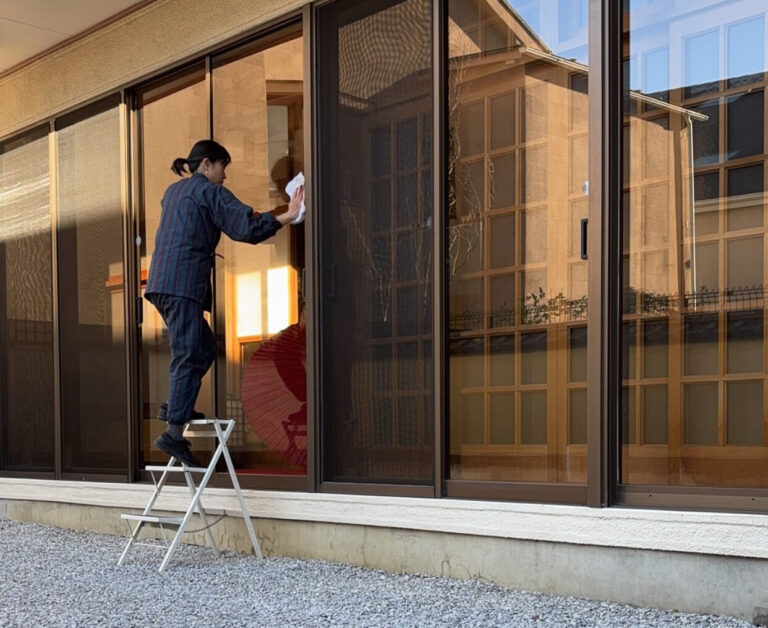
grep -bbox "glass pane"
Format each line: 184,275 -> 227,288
490,152 -> 516,209
623,2 -> 768,488
684,383 -> 718,446
691,100 -> 719,167
642,184 -> 669,246
450,278 -> 483,331
727,91 -> 764,159
521,269 -> 547,325
727,236 -> 762,296
396,173 -> 418,228
727,310 -> 763,373
490,334 -> 514,386
642,385 -> 667,445
684,314 -> 718,376
643,320 -> 668,378
372,126 -> 391,176
451,337 -> 484,389
461,393 -> 484,444
397,285 -> 419,337
459,101 -> 484,156
138,66 -> 210,468
570,198 -> 588,257
521,331 -> 546,384
522,208 -> 547,264
319,0 -> 433,483
397,343 -> 419,392
520,391 -> 546,445
57,107 -> 127,474
727,164 -> 764,231
643,117 -> 669,178
693,241 -> 719,294
0,130 -> 55,472
622,322 -> 637,380
694,172 -> 719,235
490,393 -> 515,444
397,117 -> 418,171
522,145 -> 547,203
684,29 -> 719,97
569,326 -> 587,383
569,389 -> 587,445
490,213 -> 515,269
727,16 -> 765,88
397,231 -> 418,281
570,134 -> 588,195
727,381 -> 763,445
490,274 -> 515,328
449,0 -> 588,483
521,85 -> 548,142
490,92 -> 515,150
372,180 -> 392,231
458,160 -> 485,219
622,386 -> 636,445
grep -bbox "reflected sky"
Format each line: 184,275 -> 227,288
503,0 -> 767,88
505,0 -> 588,64
625,0 -> 766,94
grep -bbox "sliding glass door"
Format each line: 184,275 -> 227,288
317,0 -> 435,487
620,0 -> 768,492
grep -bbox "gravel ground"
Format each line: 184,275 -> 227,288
0,518 -> 753,628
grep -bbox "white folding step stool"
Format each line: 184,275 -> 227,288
118,418 -> 262,572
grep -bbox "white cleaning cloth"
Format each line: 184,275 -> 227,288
285,172 -> 305,225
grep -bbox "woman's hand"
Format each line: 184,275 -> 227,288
277,185 -> 305,226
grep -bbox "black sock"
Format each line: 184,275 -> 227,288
166,423 -> 185,441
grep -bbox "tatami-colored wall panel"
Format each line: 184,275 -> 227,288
0,0 -> 308,140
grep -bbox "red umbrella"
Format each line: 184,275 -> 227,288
241,322 -> 307,469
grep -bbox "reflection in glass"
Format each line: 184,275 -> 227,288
319,0 -> 433,483
0,130 -> 55,472
138,67 -> 211,468
622,0 -> 768,488
57,107 -> 127,474
212,32 -> 306,475
449,0 -> 589,483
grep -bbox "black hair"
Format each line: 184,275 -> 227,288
171,140 -> 231,176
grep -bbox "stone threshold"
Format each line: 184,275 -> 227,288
1,477 -> 766,560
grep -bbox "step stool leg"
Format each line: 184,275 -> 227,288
182,468 -> 219,555
158,443 -> 227,573
216,420 -> 262,560
117,459 -> 176,566
118,519 -> 143,566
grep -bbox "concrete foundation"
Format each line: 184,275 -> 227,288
2,497 -> 766,624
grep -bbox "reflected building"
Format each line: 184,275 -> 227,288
1,0 -> 768,620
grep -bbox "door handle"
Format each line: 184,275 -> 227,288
136,296 -> 143,325
580,218 -> 588,260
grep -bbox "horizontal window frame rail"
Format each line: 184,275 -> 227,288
618,485 -> 768,514
0,123 -> 49,154
54,93 -> 121,131
0,471 -> 55,480
320,482 -> 434,498
137,471 -> 309,492
60,473 -> 128,483
446,480 -> 587,505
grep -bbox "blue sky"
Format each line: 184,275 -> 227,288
502,0 -> 766,90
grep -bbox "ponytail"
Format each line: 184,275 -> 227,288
171,157 -> 189,176
170,140 -> 231,176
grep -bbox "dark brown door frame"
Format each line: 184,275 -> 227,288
586,0 -> 620,508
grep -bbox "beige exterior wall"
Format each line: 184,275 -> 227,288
0,0 -> 309,140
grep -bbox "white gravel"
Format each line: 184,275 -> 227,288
0,518 -> 752,628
